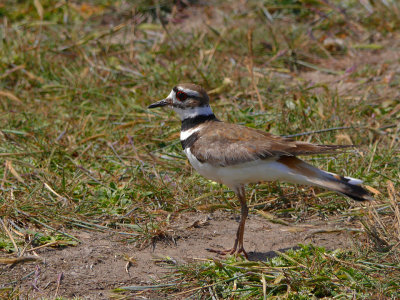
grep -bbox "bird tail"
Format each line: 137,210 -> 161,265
318,171 -> 374,201
277,156 -> 374,201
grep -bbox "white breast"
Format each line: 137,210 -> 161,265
183,148 -> 315,190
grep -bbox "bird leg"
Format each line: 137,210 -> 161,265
207,186 -> 249,258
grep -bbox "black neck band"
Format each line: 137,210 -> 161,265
181,114 -> 219,131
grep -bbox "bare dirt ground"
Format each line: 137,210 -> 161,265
1,211 -> 356,299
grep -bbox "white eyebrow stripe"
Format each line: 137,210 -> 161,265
178,87 -> 201,97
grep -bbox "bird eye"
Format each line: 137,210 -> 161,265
176,91 -> 188,101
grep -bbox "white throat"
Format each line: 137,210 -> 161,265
173,105 -> 214,120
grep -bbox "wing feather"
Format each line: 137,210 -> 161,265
190,121 -> 353,167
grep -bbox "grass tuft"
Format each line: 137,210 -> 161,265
166,244 -> 399,298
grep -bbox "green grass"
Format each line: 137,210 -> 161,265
167,244 -> 400,299
1,0 -> 400,298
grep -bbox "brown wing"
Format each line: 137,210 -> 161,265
190,121 -> 352,167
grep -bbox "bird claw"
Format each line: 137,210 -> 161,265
206,247 -> 248,259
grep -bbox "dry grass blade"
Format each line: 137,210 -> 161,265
25,240 -> 77,252
0,218 -> 19,254
387,181 -> 400,239
247,28 -> 264,112
0,90 -> 23,104
78,133 -> 107,144
123,254 -> 137,275
0,65 -> 25,79
256,210 -> 289,226
0,151 -> 44,157
5,160 -> 25,184
261,274 -> 267,300
54,272 -> 64,299
0,256 -> 42,265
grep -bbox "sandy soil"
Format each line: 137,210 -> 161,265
1,211 -> 356,299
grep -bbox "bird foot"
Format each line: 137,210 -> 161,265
206,247 -> 248,259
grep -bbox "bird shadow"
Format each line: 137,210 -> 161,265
247,246 -> 301,261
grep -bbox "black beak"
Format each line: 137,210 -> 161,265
148,98 -> 170,109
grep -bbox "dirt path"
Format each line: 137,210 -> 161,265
2,212 -> 356,299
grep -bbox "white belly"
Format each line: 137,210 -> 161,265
184,148 -> 312,190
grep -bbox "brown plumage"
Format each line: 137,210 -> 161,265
190,120 -> 352,167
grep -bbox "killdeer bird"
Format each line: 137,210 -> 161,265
148,83 -> 373,258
